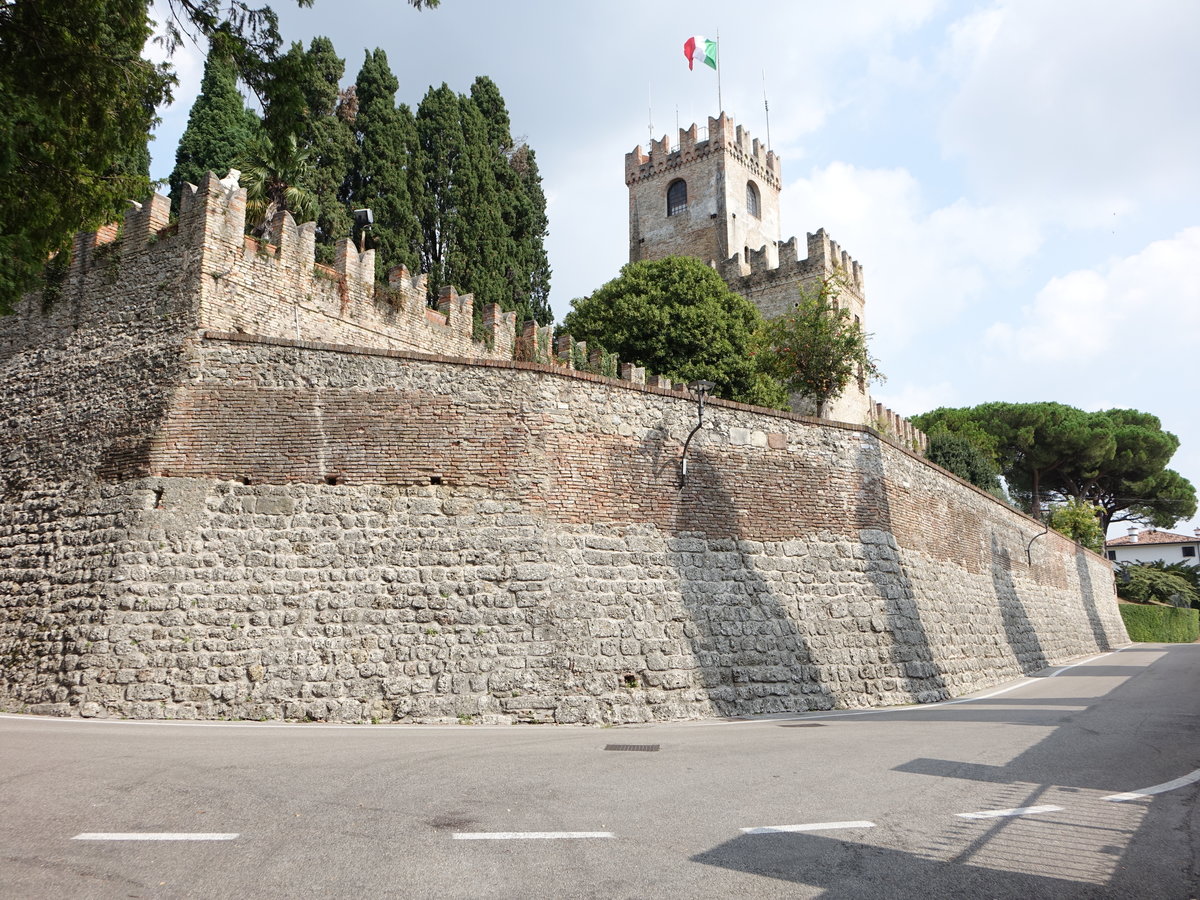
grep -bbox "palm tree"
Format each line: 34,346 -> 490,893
238,133 -> 318,235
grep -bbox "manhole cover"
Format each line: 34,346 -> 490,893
604,744 -> 660,752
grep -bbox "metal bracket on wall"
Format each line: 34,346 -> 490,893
680,380 -> 715,489
1026,523 -> 1049,565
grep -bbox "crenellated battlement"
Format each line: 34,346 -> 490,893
12,171 -> 519,363
720,228 -> 865,293
625,113 -> 781,189
519,323 -> 679,389
873,402 -> 928,452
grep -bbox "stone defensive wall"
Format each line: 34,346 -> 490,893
1,172 -> 518,366
0,178 -> 1127,725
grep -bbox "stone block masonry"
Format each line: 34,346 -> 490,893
0,314 -> 1128,722
0,170 -> 1126,725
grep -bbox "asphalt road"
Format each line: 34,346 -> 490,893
2,644 -> 1199,899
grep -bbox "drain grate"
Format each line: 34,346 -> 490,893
604,744 -> 660,752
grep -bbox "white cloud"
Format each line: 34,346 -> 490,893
784,161 -> 1041,353
986,227 -> 1200,364
872,380 -> 959,419
939,0 -> 1200,225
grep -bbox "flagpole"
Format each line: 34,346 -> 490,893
762,69 -> 771,151
716,29 -> 723,113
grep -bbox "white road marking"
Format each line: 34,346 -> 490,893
716,650 -> 1129,726
1103,768 -> 1200,802
73,833 -> 239,841
955,805 -> 1063,820
742,821 -> 875,835
1045,652 -> 1120,678
452,832 -> 614,840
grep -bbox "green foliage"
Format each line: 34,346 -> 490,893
409,78 -> 553,323
1106,466 -> 1197,531
291,37 -> 354,262
1118,603 -> 1199,643
1046,499 -> 1104,554
1116,563 -> 1200,608
924,430 -> 1005,497
0,0 -> 174,313
0,0 -> 443,314
40,250 -> 72,311
156,2 -> 437,112
913,402 -> 1197,528
168,40 -> 259,211
756,273 -> 882,416
563,256 -> 789,408
239,133 -> 317,232
469,77 -> 552,325
350,49 -> 422,276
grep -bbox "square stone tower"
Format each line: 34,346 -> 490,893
626,113 -> 783,269
625,112 -> 874,427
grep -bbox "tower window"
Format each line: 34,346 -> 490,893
667,179 -> 687,216
746,181 -> 761,219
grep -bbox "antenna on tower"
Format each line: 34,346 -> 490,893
647,84 -> 653,143
762,69 -> 772,151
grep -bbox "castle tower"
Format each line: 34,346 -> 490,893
625,112 -> 873,427
626,112 -> 783,270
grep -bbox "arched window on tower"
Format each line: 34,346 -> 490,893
667,179 -> 688,216
746,181 -> 761,219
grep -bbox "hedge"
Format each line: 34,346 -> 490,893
1119,603 -> 1199,643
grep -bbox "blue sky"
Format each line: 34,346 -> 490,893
148,0 -> 1200,538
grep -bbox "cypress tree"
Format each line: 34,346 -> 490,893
169,41 -> 259,210
451,94 -> 509,310
509,144 -> 552,324
300,37 -> 342,124
351,50 -> 421,277
467,76 -> 552,324
299,38 -> 355,261
0,0 -> 173,311
415,83 -> 465,295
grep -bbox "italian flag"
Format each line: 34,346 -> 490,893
683,36 -> 718,71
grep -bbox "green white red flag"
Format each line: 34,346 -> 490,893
683,36 -> 717,71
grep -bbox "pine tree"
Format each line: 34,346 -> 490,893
351,50 -> 421,277
300,37 -> 342,124
169,40 -> 259,211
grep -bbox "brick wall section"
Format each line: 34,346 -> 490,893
0,326 -> 1127,724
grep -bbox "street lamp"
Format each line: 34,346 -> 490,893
680,379 -> 715,489
353,208 -> 373,252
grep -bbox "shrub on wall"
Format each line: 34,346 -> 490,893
1119,603 -> 1199,643
1116,563 -> 1200,608
1047,499 -> 1105,554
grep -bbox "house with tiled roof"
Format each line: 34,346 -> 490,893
1106,527 -> 1200,567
